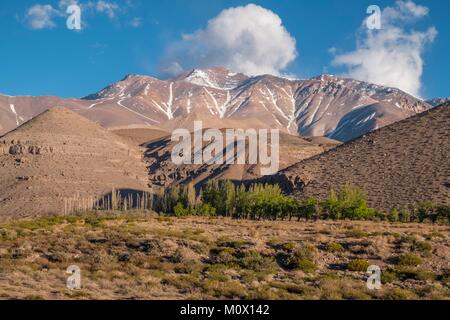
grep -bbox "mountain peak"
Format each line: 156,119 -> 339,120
1,69 -> 432,142
312,74 -> 340,82
121,74 -> 155,82
178,67 -> 249,90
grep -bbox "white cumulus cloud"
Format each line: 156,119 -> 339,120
162,3 -> 297,77
332,0 -> 436,97
25,4 -> 59,29
95,0 -> 119,19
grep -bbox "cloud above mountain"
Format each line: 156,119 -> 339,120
162,4 -> 297,77
332,0 -> 436,97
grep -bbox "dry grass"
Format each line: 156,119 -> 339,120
0,213 -> 448,300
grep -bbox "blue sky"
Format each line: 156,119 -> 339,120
0,0 -> 448,99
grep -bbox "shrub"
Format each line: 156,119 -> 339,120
411,241 -> 432,256
162,274 -> 201,290
280,242 -> 296,252
196,203 -> 217,217
436,205 -> 450,224
346,228 -> 368,238
398,209 -> 411,223
295,259 -> 317,273
174,202 -> 189,217
0,228 -> 17,241
326,242 -> 344,253
208,247 -> 236,266
216,238 -> 248,249
417,201 -> 434,223
394,267 -> 435,281
347,259 -> 370,272
399,234 -> 417,244
204,264 -> 229,282
278,246 -> 316,273
438,270 -> 450,284
267,240 -> 296,252
384,288 -> 417,300
239,251 -> 278,273
396,253 -> 423,266
387,209 -> 399,222
202,280 -> 247,299
249,285 -> 281,300
381,271 -> 398,283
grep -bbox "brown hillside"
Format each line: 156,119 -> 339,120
275,104 -> 450,212
112,128 -> 170,145
0,108 -> 150,219
144,130 -> 339,190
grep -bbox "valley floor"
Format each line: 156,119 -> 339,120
0,213 -> 448,300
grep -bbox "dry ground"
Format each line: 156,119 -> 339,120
0,213 -> 448,300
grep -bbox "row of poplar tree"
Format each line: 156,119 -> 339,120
150,180 -> 450,223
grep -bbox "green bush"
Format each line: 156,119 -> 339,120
239,251 -> 278,273
438,270 -> 450,284
347,259 -> 370,271
436,205 -> 450,224
209,247 -> 236,266
174,202 -> 190,217
196,203 -> 217,216
411,241 -> 432,256
321,185 -> 376,220
216,238 -> 247,249
381,270 -> 398,283
394,267 -> 436,281
396,253 -> 423,266
280,242 -> 296,252
398,209 -> 411,223
417,201 -> 434,223
326,242 -> 344,253
384,288 -> 417,300
346,228 -> 368,238
278,246 -> 316,273
297,197 -> 317,220
387,209 -> 399,222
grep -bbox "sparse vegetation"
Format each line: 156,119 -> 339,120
396,253 -> 423,266
411,240 -> 432,256
277,245 -> 317,273
347,259 -> 371,272
326,242 -> 344,253
0,213 -> 448,300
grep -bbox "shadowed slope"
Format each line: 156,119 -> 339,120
275,103 -> 450,212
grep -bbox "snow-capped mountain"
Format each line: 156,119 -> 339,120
0,67 -> 432,141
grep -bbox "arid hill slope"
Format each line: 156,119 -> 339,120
0,108 -> 149,218
142,130 -> 340,190
275,104 -> 450,212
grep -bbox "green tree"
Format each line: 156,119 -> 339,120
222,180 -> 236,218
398,208 -> 411,223
186,182 -> 197,209
417,201 -> 434,223
388,208 -> 399,222
321,189 -> 341,220
297,197 -> 317,221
